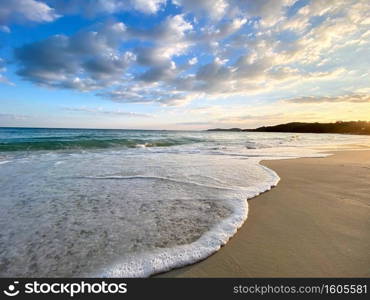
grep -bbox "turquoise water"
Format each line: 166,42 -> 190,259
0,128 -> 205,151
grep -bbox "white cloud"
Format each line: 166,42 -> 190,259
0,113 -> 29,120
130,0 -> 166,14
131,14 -> 193,82
0,58 -> 14,85
63,106 -> 153,118
10,0 -> 370,108
15,21 -> 131,91
98,84 -> 195,106
173,0 -> 229,20
0,25 -> 10,32
47,0 -> 167,17
0,0 -> 59,29
173,0 -> 295,24
284,94 -> 370,104
188,57 -> 198,65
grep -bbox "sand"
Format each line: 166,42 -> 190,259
159,150 -> 370,277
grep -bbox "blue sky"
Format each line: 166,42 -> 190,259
0,0 -> 369,129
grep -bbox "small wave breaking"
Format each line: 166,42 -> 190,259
0,137 -> 203,152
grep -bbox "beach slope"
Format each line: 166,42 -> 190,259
160,150 -> 370,277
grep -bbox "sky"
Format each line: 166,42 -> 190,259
0,0 -> 369,130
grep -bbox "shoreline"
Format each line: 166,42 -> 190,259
159,150 -> 370,277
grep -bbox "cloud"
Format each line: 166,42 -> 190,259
0,0 -> 59,30
10,0 -> 370,108
173,0 -> 228,20
98,85 -> 194,106
173,0 -> 294,24
175,121 -> 211,126
270,0 -> 370,65
63,106 -> 153,118
174,112 -> 300,128
132,13 -> 193,42
188,57 -> 197,65
132,14 -> 193,83
129,0 -> 166,14
0,25 -> 10,32
1,0 -> 167,28
0,58 -> 14,85
217,113 -> 284,123
47,0 -> 167,17
14,14 -> 194,91
234,0 -> 296,27
284,94 -> 370,104
0,113 -> 30,120
15,22 -> 131,91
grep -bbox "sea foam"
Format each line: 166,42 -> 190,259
96,163 -> 280,277
0,130 -> 369,277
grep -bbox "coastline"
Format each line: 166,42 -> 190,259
159,150 -> 370,277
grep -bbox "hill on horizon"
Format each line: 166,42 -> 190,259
208,121 -> 370,135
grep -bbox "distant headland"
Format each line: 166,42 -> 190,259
207,121 -> 370,135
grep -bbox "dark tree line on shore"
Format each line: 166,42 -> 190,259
208,121 -> 370,135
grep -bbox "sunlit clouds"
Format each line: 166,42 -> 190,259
0,0 -> 369,128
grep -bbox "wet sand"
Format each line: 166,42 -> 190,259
160,150 -> 370,277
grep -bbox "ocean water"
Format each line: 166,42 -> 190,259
0,127 -> 369,277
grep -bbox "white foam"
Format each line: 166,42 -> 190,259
79,175 -> 243,191
94,152 -> 334,277
94,161 -> 280,277
135,144 -> 146,148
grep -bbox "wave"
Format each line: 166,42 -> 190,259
93,163 -> 280,277
75,175 -> 239,191
2,130 -> 367,277
0,137 -> 203,152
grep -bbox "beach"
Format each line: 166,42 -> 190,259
160,150 -> 370,277
1,128 -> 370,277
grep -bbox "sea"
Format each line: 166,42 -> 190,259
0,127 -> 369,277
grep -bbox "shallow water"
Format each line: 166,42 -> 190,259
0,128 -> 369,277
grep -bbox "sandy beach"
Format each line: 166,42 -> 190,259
160,150 -> 370,277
